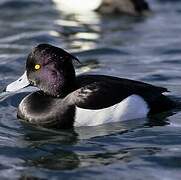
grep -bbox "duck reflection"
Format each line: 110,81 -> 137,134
22,124 -> 78,145
28,149 -> 80,170
21,114 -> 170,170
21,125 -> 79,170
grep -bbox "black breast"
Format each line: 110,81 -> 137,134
17,91 -> 75,129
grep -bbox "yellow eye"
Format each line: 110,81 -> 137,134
35,64 -> 41,70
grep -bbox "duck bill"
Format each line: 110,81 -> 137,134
6,71 -> 30,92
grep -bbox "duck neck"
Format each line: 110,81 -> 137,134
65,78 -> 77,96
62,63 -> 78,97
59,76 -> 77,98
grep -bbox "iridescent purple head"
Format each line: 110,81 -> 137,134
26,44 -> 79,97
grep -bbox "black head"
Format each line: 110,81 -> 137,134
26,44 -> 79,97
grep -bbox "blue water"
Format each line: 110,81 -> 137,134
0,0 -> 181,179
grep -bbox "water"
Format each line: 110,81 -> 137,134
0,0 -> 181,179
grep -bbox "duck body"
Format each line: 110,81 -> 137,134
52,0 -> 150,16
6,44 -> 175,129
17,75 -> 174,128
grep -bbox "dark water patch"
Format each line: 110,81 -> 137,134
140,74 -> 181,82
0,31 -> 60,45
144,155 -> 181,169
0,56 -> 27,79
160,48 -> 181,55
0,0 -> 50,9
0,92 -> 29,108
140,74 -> 170,82
0,66 -> 15,74
160,59 -> 181,65
74,48 -> 127,57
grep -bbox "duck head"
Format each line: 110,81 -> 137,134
6,44 -> 79,97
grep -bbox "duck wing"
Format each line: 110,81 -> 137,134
69,75 -> 168,110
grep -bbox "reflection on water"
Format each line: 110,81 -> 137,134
0,0 -> 181,179
29,149 -> 80,170
55,12 -> 101,51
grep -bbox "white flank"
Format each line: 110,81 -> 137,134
74,94 -> 149,127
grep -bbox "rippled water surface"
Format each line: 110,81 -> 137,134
0,0 -> 181,179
